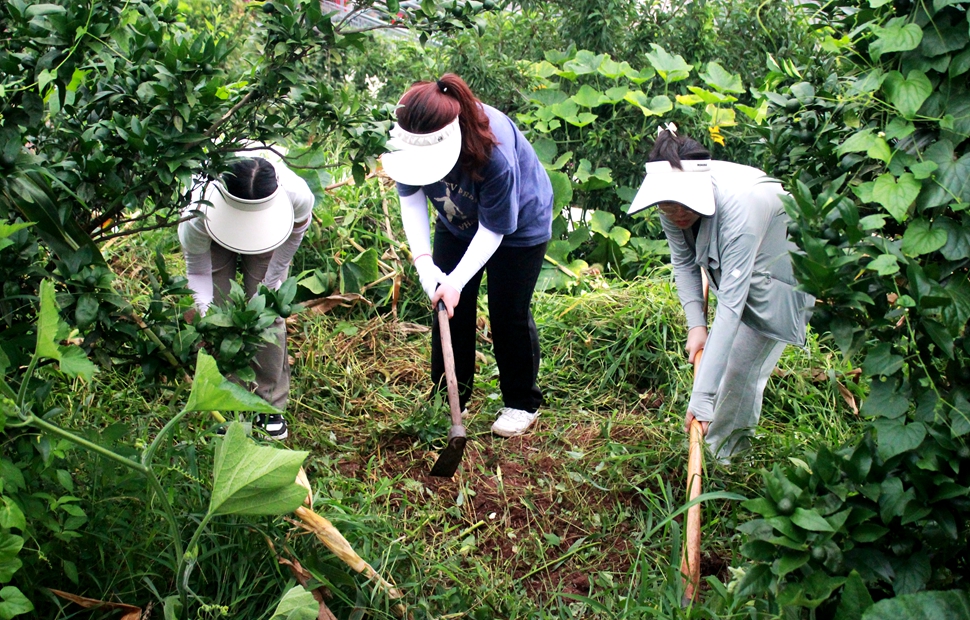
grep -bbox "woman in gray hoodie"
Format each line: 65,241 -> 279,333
630,125 -> 815,461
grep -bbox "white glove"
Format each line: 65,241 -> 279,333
414,255 -> 444,299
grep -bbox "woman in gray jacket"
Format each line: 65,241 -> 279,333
630,126 -> 814,461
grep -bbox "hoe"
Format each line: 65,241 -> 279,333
430,300 -> 467,478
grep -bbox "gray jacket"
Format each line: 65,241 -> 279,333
662,161 -> 815,421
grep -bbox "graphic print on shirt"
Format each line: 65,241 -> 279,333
432,183 -> 477,231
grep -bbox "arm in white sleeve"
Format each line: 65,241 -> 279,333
398,189 -> 433,258
183,251 -> 214,313
262,218 -> 311,290
441,225 -> 504,292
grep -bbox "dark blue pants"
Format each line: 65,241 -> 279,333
431,222 -> 546,413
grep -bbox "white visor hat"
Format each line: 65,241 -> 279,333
381,116 -> 462,186
628,159 -> 716,217
202,182 -> 294,255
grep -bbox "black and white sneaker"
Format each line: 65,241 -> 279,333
254,414 -> 288,440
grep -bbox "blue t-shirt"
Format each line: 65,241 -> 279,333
396,104 -> 553,247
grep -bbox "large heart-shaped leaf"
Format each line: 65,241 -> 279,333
208,422 -> 308,516
269,585 -> 318,620
0,586 -> 33,619
571,85 -> 604,108
869,18 -> 923,60
699,61 -> 744,93
917,140 -> 970,210
900,218 -> 948,256
873,419 -> 926,461
184,351 -> 280,413
882,70 -> 931,119
645,44 -> 692,82
871,172 -> 920,221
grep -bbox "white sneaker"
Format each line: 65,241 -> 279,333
491,408 -> 539,438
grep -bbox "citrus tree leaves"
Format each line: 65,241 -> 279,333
208,422 -> 308,517
882,70 -> 931,119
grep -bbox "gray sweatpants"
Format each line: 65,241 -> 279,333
210,243 -> 290,411
705,321 -> 787,462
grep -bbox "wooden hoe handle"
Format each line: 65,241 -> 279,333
681,349 -> 704,604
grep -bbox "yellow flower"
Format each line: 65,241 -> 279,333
708,125 -> 726,146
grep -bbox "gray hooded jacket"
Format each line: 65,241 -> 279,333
661,161 -> 815,421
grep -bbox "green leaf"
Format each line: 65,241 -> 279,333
699,61 -> 743,93
773,551 -> 810,578
790,508 -> 834,532
269,585 -> 318,620
589,211 -> 615,236
867,253 -> 899,275
56,346 -> 97,382
0,532 -> 24,582
936,217 -> 970,260
562,50 -> 604,76
0,499 -> 24,532
900,218 -> 948,256
74,293 -> 99,329
609,227 -> 630,246
645,44 -> 693,82
0,586 -> 33,619
860,589 -> 970,620
882,70 -> 932,119
836,129 -> 892,162
686,86 -> 737,105
917,141 -> 970,210
532,138 -> 557,164
892,551 -> 931,595
184,351 -> 280,414
862,343 -> 905,377
548,171 -> 573,210
735,564 -> 773,598
851,523 -> 889,543
874,419 -> 926,461
861,379 -> 909,419
871,172 -> 920,222
208,422 -> 308,516
870,19 -> 923,60
571,85 -> 604,108
35,280 -> 62,361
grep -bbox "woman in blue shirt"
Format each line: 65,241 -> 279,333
382,73 -> 554,438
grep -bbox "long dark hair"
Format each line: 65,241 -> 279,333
395,73 -> 497,181
648,129 -> 710,170
223,157 -> 277,199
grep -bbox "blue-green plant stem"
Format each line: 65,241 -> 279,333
15,354 -> 40,407
143,406 -> 193,467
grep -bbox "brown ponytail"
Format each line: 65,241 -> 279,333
396,73 -> 497,181
648,129 -> 711,170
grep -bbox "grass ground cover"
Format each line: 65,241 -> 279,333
24,232 -> 861,618
277,276 -> 859,617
